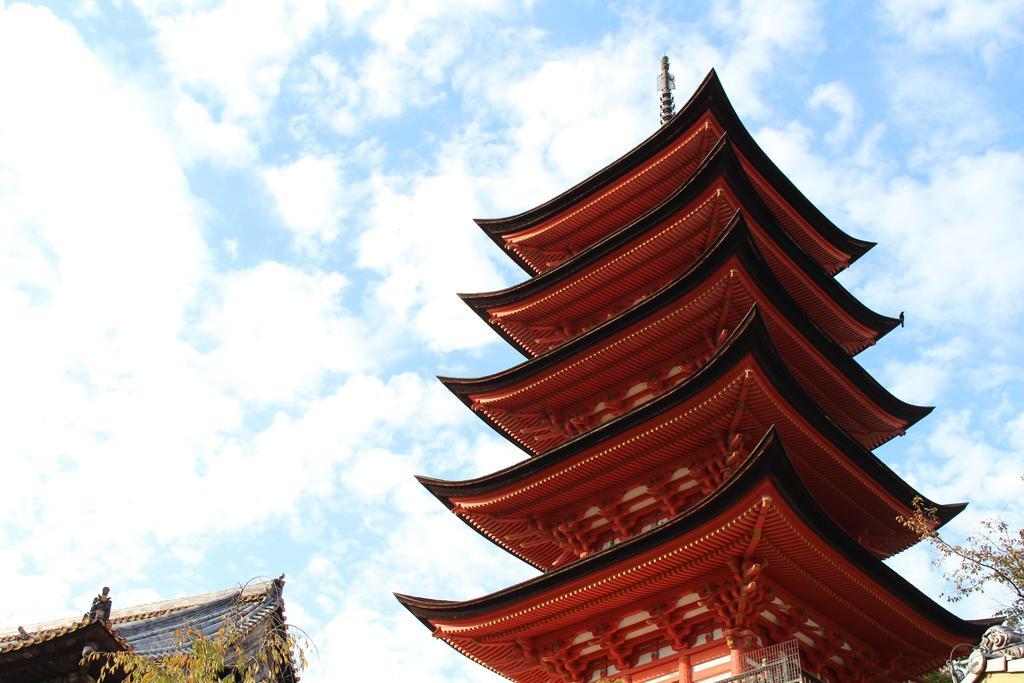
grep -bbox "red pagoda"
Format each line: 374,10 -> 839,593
396,61 -> 992,683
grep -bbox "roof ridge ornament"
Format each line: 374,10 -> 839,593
87,586 -> 112,622
658,55 -> 675,125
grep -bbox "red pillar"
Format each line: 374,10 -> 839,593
677,653 -> 692,683
729,646 -> 744,675
727,633 -> 745,676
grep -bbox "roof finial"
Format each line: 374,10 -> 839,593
657,55 -> 675,125
88,586 -> 112,622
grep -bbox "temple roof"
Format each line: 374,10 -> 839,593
462,136 -> 899,357
445,213 -> 928,453
475,69 -> 873,276
423,307 -> 961,563
0,618 -> 126,682
111,578 -> 286,658
398,429 -> 992,680
0,578 -> 290,681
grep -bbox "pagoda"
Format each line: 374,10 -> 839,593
397,61 -> 993,682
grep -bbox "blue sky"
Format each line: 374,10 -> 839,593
1,0 -> 1023,679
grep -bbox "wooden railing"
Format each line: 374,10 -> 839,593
716,667 -> 824,683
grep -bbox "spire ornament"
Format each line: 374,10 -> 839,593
657,55 -> 675,124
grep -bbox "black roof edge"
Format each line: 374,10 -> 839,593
445,213 -> 927,430
397,427 -> 987,641
473,69 -> 721,235
461,135 -> 899,347
399,426 -> 784,621
936,501 -> 968,529
420,304 -> 952,534
474,68 -> 872,270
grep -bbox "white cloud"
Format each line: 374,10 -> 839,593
126,0 -> 334,168
881,338 -> 968,405
357,153 -> 512,353
0,2 -> 213,529
272,388 -> 528,683
172,95 -> 259,167
852,151 -> 1024,329
197,262 -> 366,403
709,0 -> 823,119
298,478 -> 530,683
809,81 -> 858,147
131,0 -> 329,123
298,0 -> 527,134
880,0 -> 1024,65
307,598 -> 505,682
0,3 -> 433,631
471,31 -> 668,191
883,65 -> 999,164
751,119 -> 1024,337
0,61 -> 380,580
262,155 -> 348,246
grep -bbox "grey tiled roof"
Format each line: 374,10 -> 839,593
0,577 -> 286,657
114,579 -> 284,657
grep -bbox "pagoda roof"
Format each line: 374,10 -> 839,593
398,429 -> 992,680
462,136 -> 899,357
476,69 -> 873,276
423,307 -> 961,564
444,213 -> 928,452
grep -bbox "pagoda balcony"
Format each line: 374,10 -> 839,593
718,667 -> 825,683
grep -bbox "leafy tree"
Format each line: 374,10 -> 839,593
83,614 -> 307,683
900,496 -> 1024,626
921,668 -> 953,683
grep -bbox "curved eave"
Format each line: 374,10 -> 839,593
936,501 -> 969,527
424,305 -> 952,535
474,68 -> 872,273
0,619 -> 128,682
398,427 -> 985,642
0,619 -> 126,658
461,136 -> 899,349
446,213 -> 929,432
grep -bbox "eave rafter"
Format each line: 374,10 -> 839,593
464,139 -> 895,359
496,186 -> 735,355
428,535 -> 911,683
429,305 -> 946,567
449,216 -> 925,464
464,272 -> 739,454
504,116 -> 722,274
398,432 -> 988,682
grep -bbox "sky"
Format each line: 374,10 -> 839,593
1,0 -> 1023,679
